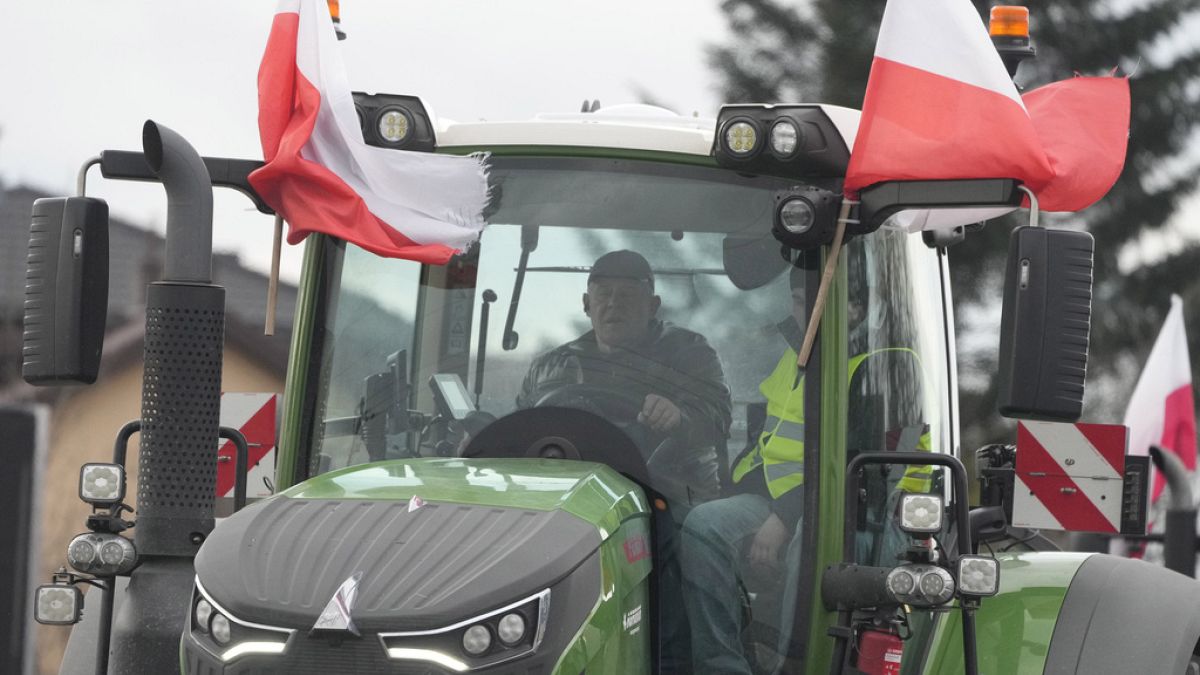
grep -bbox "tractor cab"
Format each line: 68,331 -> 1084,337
181,104 -> 959,674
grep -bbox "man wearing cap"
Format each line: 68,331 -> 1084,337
516,249 -> 732,505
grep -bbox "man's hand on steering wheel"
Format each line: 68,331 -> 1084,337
638,394 -> 682,433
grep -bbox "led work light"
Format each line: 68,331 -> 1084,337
899,493 -> 944,535
769,119 -> 800,158
79,462 -> 125,506
957,555 -> 1001,597
722,119 -> 761,158
772,185 -> 841,250
353,92 -> 436,152
712,104 -> 850,177
377,108 -> 413,146
35,583 -> 83,625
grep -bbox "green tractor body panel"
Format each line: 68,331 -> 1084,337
554,514 -> 653,674
914,552 -> 1091,674
282,457 -> 650,536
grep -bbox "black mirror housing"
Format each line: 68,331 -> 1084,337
22,197 -> 110,385
997,226 -> 1094,421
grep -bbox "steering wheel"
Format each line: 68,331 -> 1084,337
533,383 -> 643,422
461,407 -> 653,488
532,383 -> 672,461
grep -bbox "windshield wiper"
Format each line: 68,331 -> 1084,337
476,289 -> 497,404
502,224 -> 539,350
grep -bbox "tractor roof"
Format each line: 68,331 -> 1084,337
437,103 -> 861,158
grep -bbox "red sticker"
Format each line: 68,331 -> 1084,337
623,535 -> 649,563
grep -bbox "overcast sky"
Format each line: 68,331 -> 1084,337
0,1 -> 728,282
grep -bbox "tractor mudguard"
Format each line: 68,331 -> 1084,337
1043,553 -> 1200,674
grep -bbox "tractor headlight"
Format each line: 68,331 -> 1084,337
887,564 -> 955,607
461,624 -> 492,655
496,612 -> 527,646
66,532 -> 136,576
35,583 -> 83,625
886,568 -> 916,597
194,599 -> 213,632
188,579 -> 293,663
79,463 -> 125,506
957,555 -> 1001,597
210,614 -> 232,645
381,589 -> 549,671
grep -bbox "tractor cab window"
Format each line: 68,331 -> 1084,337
303,156 -> 836,672
845,226 -> 954,566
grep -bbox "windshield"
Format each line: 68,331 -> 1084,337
300,156 -> 952,672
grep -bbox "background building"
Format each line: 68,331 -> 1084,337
0,182 -> 297,674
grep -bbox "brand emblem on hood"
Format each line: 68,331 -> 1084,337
312,572 -> 363,635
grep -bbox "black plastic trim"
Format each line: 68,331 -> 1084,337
1043,554 -> 1200,674
857,179 -> 1022,234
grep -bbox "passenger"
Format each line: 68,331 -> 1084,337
516,249 -> 733,506
681,263 -> 934,674
680,264 -> 809,675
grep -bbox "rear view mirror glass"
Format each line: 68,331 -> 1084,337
996,226 -> 1094,421
22,197 -> 110,385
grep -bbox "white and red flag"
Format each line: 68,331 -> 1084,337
249,0 -> 489,265
844,0 -> 1129,214
1125,295 -> 1197,504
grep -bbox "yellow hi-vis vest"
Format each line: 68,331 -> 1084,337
732,348 -> 934,499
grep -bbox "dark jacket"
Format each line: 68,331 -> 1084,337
517,320 -> 733,505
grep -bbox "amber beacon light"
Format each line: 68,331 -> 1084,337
989,5 -> 1030,37
328,0 -> 346,40
989,5 -> 1035,76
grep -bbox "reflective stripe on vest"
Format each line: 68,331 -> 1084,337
732,349 -> 805,498
733,347 -> 934,498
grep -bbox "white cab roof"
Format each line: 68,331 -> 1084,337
437,103 -> 861,157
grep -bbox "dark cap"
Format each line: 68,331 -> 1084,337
588,250 -> 654,289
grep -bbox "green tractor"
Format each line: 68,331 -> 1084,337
24,34 -> 1200,675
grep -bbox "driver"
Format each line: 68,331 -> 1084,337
516,249 -> 733,505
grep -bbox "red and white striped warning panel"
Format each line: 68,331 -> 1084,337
1013,421 -> 1128,534
218,392 -> 279,499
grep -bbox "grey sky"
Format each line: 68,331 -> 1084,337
0,1 -> 727,282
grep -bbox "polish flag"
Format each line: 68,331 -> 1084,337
1125,295 -> 1197,504
248,0 -> 489,265
844,0 -> 1129,214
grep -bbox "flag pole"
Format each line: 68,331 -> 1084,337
265,214 -> 283,336
797,199 -> 854,367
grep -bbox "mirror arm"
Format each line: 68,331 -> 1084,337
97,149 -> 274,215
858,178 -> 1023,232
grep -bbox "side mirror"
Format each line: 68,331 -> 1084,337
22,197 -> 110,385
996,226 -> 1094,421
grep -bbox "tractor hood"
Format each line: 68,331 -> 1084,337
194,458 -> 645,632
